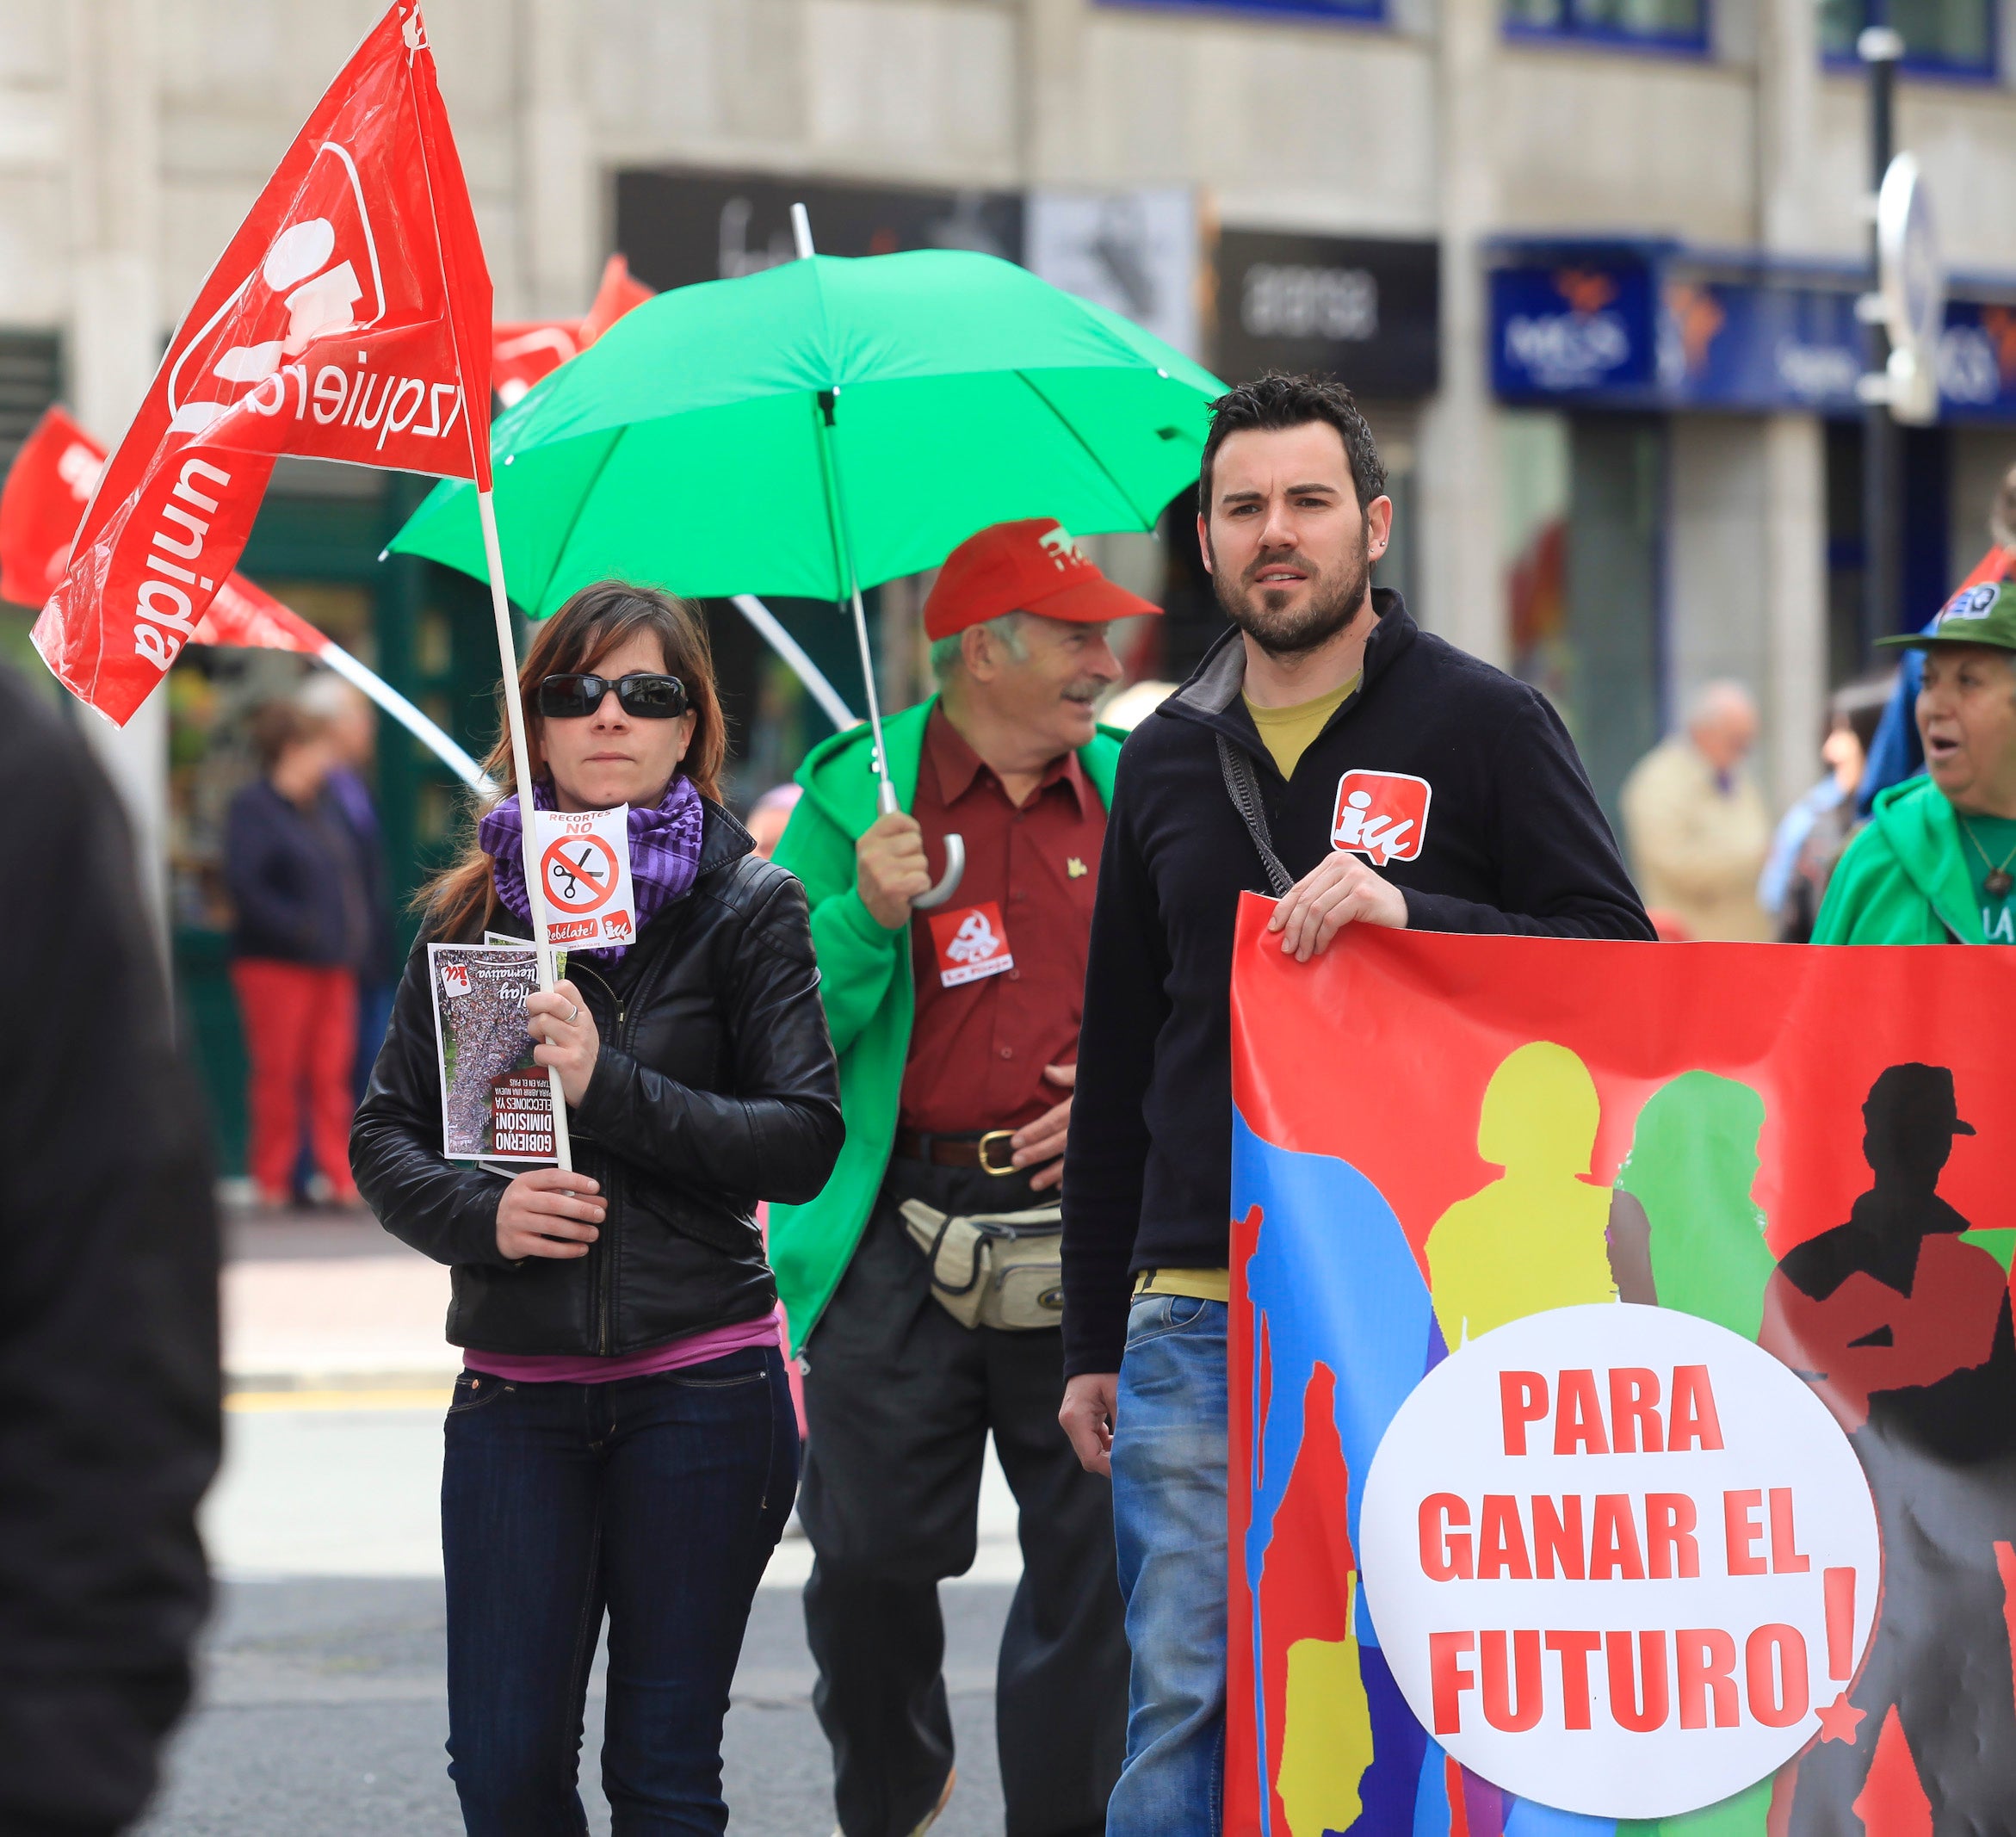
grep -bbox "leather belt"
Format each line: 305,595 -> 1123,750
893,1127 -> 1021,1176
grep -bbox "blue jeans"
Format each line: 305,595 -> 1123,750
440,1345 -> 798,1835
1106,1295 -> 1228,1837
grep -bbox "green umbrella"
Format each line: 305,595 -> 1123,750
393,247 -> 1223,612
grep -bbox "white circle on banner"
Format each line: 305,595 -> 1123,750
1357,1303 -> 1880,1818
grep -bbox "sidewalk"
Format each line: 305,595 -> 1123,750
214,1204 -> 1023,1586
224,1205 -> 458,1399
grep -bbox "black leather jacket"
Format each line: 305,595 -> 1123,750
352,801 -> 843,1356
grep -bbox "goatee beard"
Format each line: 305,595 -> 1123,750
1215,535 -> 1372,660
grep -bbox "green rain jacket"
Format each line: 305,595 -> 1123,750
767,697 -> 1122,1349
1810,776 -> 1984,946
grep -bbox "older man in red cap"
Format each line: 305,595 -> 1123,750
770,518 -> 1156,1837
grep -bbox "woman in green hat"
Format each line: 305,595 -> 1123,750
1814,577 -> 2016,944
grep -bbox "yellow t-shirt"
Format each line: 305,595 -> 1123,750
1241,673 -> 1361,782
1136,1268 -> 1232,1304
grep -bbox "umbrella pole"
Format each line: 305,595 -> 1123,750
815,395 -> 966,905
478,486 -> 574,1173
795,202 -> 962,903
812,393 -> 897,812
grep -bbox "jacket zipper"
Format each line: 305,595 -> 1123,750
567,959 -> 630,1354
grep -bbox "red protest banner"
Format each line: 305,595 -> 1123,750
32,1 -> 492,725
1228,906 -> 2016,1833
492,254 -> 654,406
2,405 -> 320,654
0,407 -> 103,609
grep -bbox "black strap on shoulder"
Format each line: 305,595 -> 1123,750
1216,732 -> 1295,897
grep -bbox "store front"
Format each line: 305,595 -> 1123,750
1490,241 -> 2016,821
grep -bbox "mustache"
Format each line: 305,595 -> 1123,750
1061,679 -> 1108,705
1244,549 -> 1312,584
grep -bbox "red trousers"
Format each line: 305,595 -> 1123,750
232,960 -> 358,1203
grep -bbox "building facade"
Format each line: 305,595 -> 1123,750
6,0 -> 2016,865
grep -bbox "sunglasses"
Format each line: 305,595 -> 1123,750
536,672 -> 689,721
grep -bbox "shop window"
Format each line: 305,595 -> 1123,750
1818,0 -> 1994,73
1503,0 -> 1708,52
1505,410 -> 1666,832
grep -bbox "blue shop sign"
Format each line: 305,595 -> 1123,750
1492,249 -> 2016,421
1657,279 -> 1862,410
1938,302 -> 2016,421
1492,264 -> 1654,397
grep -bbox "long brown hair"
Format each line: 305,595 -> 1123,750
423,581 -> 727,939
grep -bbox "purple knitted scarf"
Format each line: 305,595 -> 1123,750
478,774 -> 705,962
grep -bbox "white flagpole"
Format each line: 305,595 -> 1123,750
477,486 -> 573,1172
729,593 -> 856,732
314,638 -> 492,790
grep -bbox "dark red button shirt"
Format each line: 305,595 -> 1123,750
899,706 -> 1106,1134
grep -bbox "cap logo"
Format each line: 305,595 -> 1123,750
1940,584 -> 2000,627
1039,524 -> 1085,570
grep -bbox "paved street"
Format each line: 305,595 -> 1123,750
141,1210 -> 1024,1834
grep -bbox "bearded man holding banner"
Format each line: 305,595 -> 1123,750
1058,374 -> 1652,1834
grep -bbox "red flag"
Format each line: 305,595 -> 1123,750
0,408 -> 103,607
33,1 -> 492,725
2,405 -> 324,655
492,255 -> 653,406
491,321 -> 582,407
578,254 -> 654,345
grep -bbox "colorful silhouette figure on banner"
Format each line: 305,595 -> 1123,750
1426,1042 -> 1615,1348
1234,1119 -> 1440,1837
1760,1063 -> 2016,1832
1610,1072 -> 1777,1341
1263,1364 -> 1376,1837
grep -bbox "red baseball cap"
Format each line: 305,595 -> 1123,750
923,518 -> 1162,641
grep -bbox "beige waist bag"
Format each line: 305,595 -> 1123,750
899,1199 -> 1065,1331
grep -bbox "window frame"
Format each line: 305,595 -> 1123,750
1500,0 -> 1712,56
1090,0 -> 1389,28
1817,0 -> 2000,80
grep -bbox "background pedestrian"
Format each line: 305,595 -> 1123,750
745,780 -> 802,860
225,700 -> 368,1208
296,673 -> 396,1098
1620,680 -> 1772,941
1758,678 -> 1889,941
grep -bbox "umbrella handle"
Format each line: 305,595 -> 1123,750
912,833 -> 967,911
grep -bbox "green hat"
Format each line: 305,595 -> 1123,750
1880,577 -> 2016,652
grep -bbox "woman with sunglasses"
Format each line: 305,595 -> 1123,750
352,581 -> 843,1834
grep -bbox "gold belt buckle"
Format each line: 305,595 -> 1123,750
977,1129 -> 1018,1177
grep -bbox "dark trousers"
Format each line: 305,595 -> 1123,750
441,1347 -> 798,1836
799,1160 -> 1128,1837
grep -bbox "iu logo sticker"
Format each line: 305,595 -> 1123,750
1332,770 -> 1432,865
929,902 -> 1016,988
